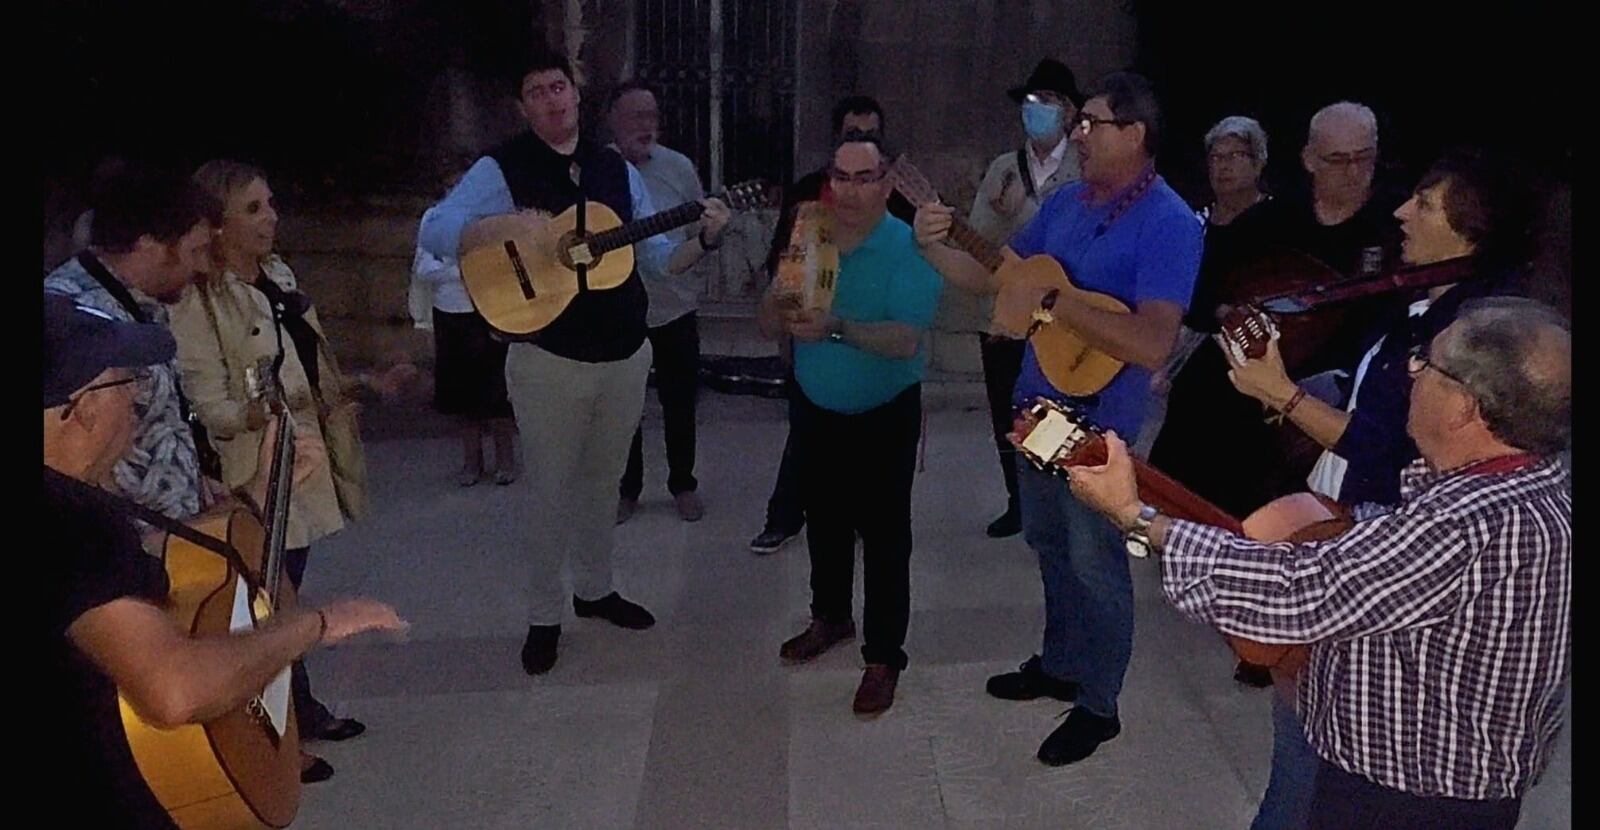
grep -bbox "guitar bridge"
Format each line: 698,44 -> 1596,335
503,240 -> 536,300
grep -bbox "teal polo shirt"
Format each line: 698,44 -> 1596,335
794,214 -> 944,414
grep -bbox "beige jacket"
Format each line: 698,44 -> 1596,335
170,255 -> 367,549
967,143 -> 1081,335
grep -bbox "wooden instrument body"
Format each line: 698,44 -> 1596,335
120,506 -> 302,829
992,249 -> 1130,396
884,155 -> 1129,396
459,202 -> 633,337
1009,398 -> 1353,683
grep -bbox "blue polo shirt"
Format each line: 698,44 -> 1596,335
794,215 -> 944,414
1009,174 -> 1203,436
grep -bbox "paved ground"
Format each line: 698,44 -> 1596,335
292,389 -> 1571,829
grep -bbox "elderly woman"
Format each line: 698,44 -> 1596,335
170,160 -> 369,784
1147,117 -> 1286,688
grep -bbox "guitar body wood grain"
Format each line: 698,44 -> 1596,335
459,203 -> 636,337
121,506 -> 303,829
992,252 -> 1130,396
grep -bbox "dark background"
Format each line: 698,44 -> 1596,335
41,2 -> 1573,215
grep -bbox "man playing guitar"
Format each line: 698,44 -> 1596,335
419,51 -> 730,675
45,294 -> 406,828
914,71 -> 1202,766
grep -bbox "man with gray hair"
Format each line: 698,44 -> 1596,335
1263,100 -> 1406,376
1066,296 -> 1571,829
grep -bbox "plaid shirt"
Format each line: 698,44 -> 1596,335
1164,456 -> 1571,800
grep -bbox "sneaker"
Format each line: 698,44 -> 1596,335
573,592 -> 655,630
750,525 -> 802,555
778,618 -> 856,664
1036,707 -> 1121,766
521,624 -> 560,675
985,655 -> 1079,702
674,491 -> 705,522
852,665 -> 900,716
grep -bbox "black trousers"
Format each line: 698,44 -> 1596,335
622,313 -> 700,498
794,384 -> 921,670
1309,757 -> 1522,830
286,546 -> 333,736
979,335 -> 1026,512
763,366 -> 806,533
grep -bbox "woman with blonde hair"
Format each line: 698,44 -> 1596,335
171,159 -> 369,784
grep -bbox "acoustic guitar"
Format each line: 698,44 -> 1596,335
459,180 -> 769,337
1009,397 -> 1353,679
887,155 -> 1129,396
121,363 -> 303,828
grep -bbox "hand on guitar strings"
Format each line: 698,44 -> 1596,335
1219,334 -> 1299,411
243,417 -> 328,511
698,197 -> 731,246
787,309 -> 840,343
913,202 -> 955,248
1063,430 -> 1143,531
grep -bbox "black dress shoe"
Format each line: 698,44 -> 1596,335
1234,660 -> 1274,688
1037,707 -> 1121,766
986,655 -> 1079,702
573,592 -> 655,630
986,505 -> 1022,538
301,756 -> 335,784
521,624 -> 561,675
305,717 -> 366,742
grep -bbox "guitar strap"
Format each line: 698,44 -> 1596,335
46,466 -> 264,594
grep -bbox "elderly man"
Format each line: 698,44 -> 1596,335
1069,297 -> 1571,830
967,57 -> 1085,539
607,79 -> 713,523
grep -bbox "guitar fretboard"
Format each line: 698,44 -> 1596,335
588,200 -> 707,255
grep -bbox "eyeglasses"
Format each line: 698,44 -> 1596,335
59,370 -> 150,421
1407,344 -> 1466,386
1316,148 -> 1378,168
827,167 -> 887,186
1208,150 -> 1256,164
1071,113 -> 1135,135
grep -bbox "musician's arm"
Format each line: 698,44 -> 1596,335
69,599 -> 325,728
1224,340 -> 1352,448
914,203 -> 999,295
1050,299 -> 1184,371
836,320 -> 923,360
1156,508 -> 1468,644
422,158 -> 516,258
757,282 -> 794,341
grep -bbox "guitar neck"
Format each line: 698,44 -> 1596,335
1262,256 -> 1477,314
947,217 -> 1006,272
589,201 -> 706,255
1130,459 -> 1244,534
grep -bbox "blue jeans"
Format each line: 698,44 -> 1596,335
1017,462 -> 1133,717
1251,689 -> 1320,830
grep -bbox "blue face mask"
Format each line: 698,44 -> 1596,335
1022,101 -> 1063,139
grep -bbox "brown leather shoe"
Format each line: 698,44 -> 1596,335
779,619 -> 856,664
853,665 -> 900,717
674,490 -> 705,522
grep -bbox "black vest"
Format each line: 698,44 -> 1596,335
489,132 -> 648,362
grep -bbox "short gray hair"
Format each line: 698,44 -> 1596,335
1436,297 -> 1571,455
1308,101 -> 1378,146
1204,116 -> 1268,164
